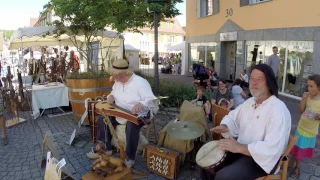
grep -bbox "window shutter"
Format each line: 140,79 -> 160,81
240,0 -> 250,7
196,0 -> 201,18
213,0 -> 220,14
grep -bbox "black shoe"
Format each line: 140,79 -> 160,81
2,137 -> 8,145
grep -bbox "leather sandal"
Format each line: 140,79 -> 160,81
291,167 -> 300,178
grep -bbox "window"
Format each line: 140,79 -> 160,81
241,0 -> 272,6
245,41 -> 313,97
170,36 -> 175,43
189,42 -> 218,73
201,0 -> 213,17
252,0 -> 271,4
167,21 -> 171,27
197,0 -> 219,18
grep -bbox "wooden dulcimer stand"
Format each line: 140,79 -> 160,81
5,67 -> 26,127
83,101 -> 148,180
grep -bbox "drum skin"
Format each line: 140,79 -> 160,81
196,141 -> 227,174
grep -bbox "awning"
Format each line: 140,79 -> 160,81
9,26 -> 124,50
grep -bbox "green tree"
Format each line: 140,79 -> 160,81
43,0 -> 182,74
0,30 -> 14,40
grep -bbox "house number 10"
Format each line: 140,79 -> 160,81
226,8 -> 233,17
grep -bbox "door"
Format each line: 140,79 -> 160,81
226,42 -> 237,81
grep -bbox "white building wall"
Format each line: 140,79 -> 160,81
123,32 -> 184,56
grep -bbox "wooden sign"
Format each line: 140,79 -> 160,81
40,133 -> 61,168
145,145 -> 180,179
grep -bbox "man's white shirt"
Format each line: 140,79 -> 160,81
221,96 -> 291,173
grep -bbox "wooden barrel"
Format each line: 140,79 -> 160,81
67,78 -> 114,123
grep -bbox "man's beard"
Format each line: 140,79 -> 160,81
250,89 -> 266,99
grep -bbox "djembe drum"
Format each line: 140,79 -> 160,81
196,141 -> 228,173
196,132 -> 232,173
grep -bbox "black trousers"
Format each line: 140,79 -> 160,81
97,115 -> 143,160
200,153 -> 268,180
240,81 -> 249,88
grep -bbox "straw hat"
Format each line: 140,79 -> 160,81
199,59 -> 204,63
109,59 -> 133,75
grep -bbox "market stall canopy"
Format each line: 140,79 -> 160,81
125,44 -> 140,52
9,26 -> 124,50
167,42 -> 186,52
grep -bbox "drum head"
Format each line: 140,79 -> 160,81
196,141 -> 225,168
221,132 -> 232,139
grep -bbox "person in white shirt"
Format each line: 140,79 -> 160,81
97,59 -> 157,168
239,69 -> 249,88
231,79 -> 247,109
201,64 -> 291,180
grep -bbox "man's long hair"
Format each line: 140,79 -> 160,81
251,64 -> 278,97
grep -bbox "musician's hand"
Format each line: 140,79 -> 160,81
210,124 -> 229,134
132,102 -> 144,114
218,137 -> 242,153
106,95 -> 115,104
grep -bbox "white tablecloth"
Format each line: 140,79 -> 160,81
32,83 -> 69,119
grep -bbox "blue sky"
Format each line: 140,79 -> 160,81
0,0 -> 186,30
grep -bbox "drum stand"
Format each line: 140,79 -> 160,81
190,137 -> 202,170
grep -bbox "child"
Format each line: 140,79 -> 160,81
191,88 -> 211,118
290,74 -> 320,178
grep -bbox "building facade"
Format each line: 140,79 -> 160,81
186,0 -> 320,99
34,9 -> 185,57
122,18 -> 185,58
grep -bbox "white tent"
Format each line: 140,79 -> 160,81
125,44 -> 140,71
9,26 -> 124,50
9,26 -> 125,72
23,51 -> 42,60
167,41 -> 186,75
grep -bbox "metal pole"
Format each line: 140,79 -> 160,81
154,11 -> 160,96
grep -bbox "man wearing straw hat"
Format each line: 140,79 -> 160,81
97,59 -> 157,168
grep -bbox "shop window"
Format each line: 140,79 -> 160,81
245,41 -> 313,98
189,42 -> 217,73
283,43 -> 313,97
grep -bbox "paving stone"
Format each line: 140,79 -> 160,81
32,172 -> 40,178
315,166 -> 320,176
22,174 -> 32,180
22,170 -> 30,175
311,176 -> 320,180
300,172 -> 311,180
14,175 -> 23,180
72,173 -> 82,180
301,164 -> 315,174
7,171 -> 15,176
73,140 -> 88,148
287,177 -> 296,180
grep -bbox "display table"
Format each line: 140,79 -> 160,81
32,83 -> 69,119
